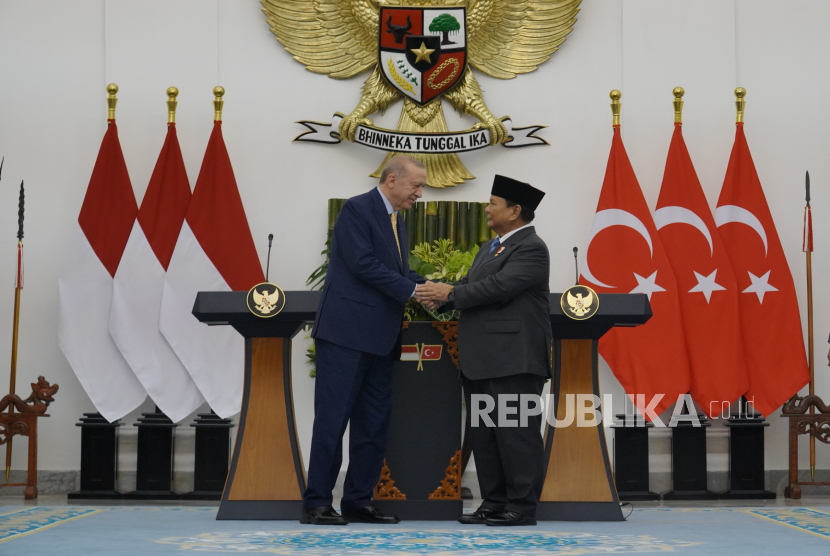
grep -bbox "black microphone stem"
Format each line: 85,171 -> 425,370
266,234 -> 274,282
573,247 -> 579,286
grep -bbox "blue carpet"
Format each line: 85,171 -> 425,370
1,505 -> 829,554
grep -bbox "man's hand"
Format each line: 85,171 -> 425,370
416,281 -> 454,303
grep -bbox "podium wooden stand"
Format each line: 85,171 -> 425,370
538,293 -> 651,521
193,291 -> 318,520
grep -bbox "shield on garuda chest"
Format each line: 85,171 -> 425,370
379,6 -> 467,106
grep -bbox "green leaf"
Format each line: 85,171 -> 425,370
420,263 -> 437,276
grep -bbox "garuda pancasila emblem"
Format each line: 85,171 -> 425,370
262,0 -> 581,187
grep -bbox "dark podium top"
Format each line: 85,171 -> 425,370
192,291 -> 650,340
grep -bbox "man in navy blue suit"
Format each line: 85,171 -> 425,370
302,155 -> 432,525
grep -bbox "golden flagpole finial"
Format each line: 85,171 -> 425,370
735,87 -> 746,123
673,87 -> 685,124
107,83 -> 119,120
213,86 -> 225,122
167,87 -> 179,124
610,90 -> 621,126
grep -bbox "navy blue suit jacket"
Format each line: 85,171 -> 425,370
312,188 -> 424,356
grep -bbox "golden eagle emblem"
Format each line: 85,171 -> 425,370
261,0 -> 581,188
560,284 -> 597,321
247,282 -> 286,318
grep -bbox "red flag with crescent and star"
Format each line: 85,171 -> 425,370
714,123 -> 809,416
655,123 -> 749,418
581,126 -> 691,419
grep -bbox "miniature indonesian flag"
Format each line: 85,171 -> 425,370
58,121 -> 147,422
109,123 -> 206,423
159,121 -> 264,418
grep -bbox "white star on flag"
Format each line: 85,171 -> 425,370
742,270 -> 778,303
688,270 -> 726,303
629,271 -> 666,300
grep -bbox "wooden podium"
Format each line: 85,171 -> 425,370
538,293 -> 651,521
192,290 -> 318,520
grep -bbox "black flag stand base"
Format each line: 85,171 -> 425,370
68,413 -> 124,500
663,408 -> 719,501
181,411 -> 234,501
612,414 -> 660,501
123,407 -> 181,500
721,403 -> 775,499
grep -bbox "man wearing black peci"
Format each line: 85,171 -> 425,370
417,175 -> 551,526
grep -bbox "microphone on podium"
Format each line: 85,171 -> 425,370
266,234 -> 274,282
572,246 -> 579,286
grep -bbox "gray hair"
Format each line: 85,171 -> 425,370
379,155 -> 424,183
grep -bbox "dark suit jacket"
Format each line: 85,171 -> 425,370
312,188 -> 424,356
453,226 -> 552,380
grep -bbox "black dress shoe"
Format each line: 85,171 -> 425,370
300,505 -> 348,525
342,505 -> 400,524
484,510 -> 537,526
457,506 -> 502,524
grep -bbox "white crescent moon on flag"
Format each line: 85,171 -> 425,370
654,206 -> 713,256
582,209 -> 654,289
714,205 -> 768,256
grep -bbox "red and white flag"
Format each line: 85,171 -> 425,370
160,121 -> 264,418
581,126 -> 691,418
714,123 -> 809,416
58,121 -> 147,422
655,123 -> 749,417
109,123 -> 206,423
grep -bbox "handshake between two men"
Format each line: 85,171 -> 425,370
414,281 -> 454,311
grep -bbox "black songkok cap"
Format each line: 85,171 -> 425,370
490,175 -> 545,211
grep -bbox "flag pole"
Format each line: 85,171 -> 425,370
5,179 -> 23,483
804,171 -> 815,479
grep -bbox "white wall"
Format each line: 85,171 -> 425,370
0,0 -> 828,475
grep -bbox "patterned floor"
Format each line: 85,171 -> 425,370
1,504 -> 829,554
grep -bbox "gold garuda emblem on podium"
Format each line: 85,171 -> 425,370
262,0 -> 581,188
561,285 -> 597,321
247,282 -> 286,318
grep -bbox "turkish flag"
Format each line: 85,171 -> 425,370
715,123 -> 809,416
655,123 -> 749,418
581,126 -> 691,418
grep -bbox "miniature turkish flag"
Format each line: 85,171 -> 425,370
655,123 -> 749,418
715,123 -> 809,416
581,126 -> 691,418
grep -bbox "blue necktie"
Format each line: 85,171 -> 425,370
488,236 -> 501,254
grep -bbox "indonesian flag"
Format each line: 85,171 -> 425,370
580,126 -> 691,418
58,121 -> 147,422
109,123 -> 206,423
160,121 -> 264,418
714,123 -> 809,416
655,123 -> 749,417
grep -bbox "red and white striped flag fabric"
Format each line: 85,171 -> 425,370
581,126 -> 691,418
655,123 -> 749,417
714,122 -> 809,416
109,123 -> 206,423
58,121 -> 147,422
160,121 -> 264,418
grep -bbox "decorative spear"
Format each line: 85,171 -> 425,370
5,178 -> 23,483
803,171 -> 815,479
